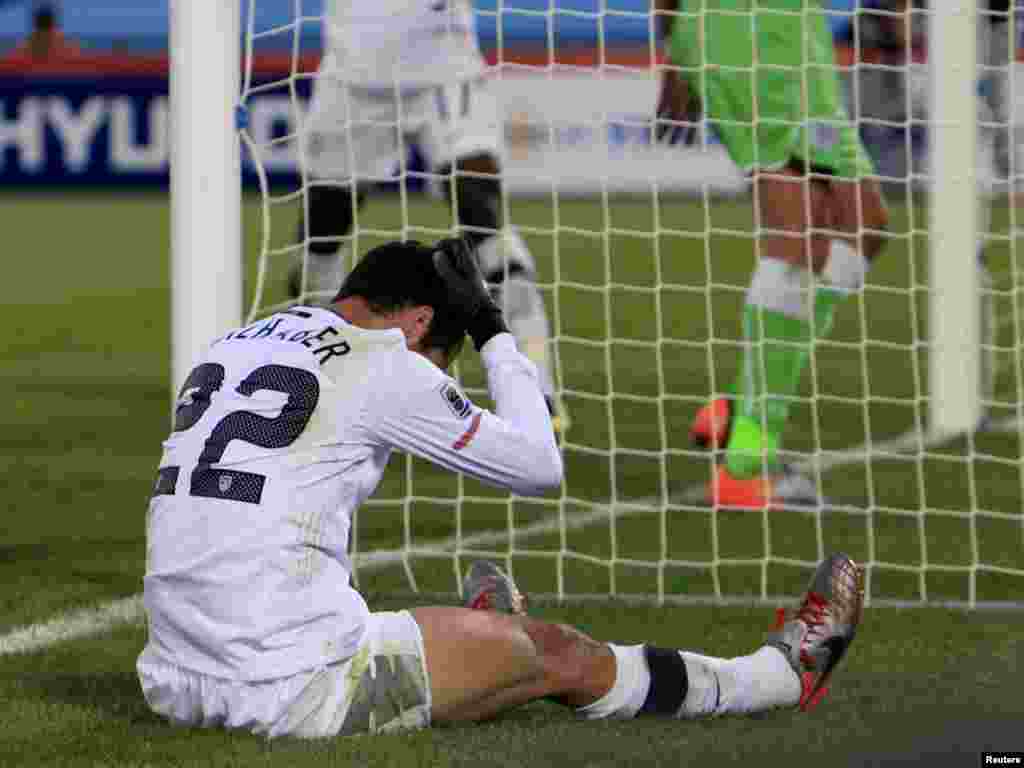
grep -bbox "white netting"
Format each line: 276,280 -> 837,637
238,0 -> 1024,608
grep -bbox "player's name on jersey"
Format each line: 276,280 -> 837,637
213,314 -> 351,366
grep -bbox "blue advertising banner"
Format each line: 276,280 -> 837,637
0,75 -> 316,187
0,63 -> 939,191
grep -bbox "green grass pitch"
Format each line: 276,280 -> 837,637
1,190 -> 1021,766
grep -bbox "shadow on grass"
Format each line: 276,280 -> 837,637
847,718 -> 1023,767
24,668 -> 160,726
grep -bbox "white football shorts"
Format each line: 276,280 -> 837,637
137,610 -> 431,739
303,52 -> 502,181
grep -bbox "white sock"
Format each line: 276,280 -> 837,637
475,228 -> 538,276
822,240 -> 868,294
476,230 -> 556,398
502,278 -> 555,397
747,258 -> 813,321
679,647 -> 800,717
577,644 -> 650,720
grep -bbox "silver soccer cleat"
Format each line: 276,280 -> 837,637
767,553 -> 865,711
462,560 -> 527,616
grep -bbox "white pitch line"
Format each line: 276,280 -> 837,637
0,594 -> 145,657
0,506 -> 624,657
1,416 -> 1015,657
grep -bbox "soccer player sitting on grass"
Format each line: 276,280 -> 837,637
656,0 -> 891,509
138,238 -> 864,739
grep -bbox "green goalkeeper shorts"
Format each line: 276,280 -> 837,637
668,0 -> 875,179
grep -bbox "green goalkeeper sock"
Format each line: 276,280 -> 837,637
726,306 -> 807,478
813,285 -> 843,339
725,288 -> 843,479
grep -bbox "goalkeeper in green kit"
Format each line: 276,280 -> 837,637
657,0 -> 891,508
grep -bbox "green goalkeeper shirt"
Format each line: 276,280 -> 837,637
668,0 -> 830,74
666,0 -> 874,177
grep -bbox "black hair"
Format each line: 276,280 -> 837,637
335,240 -> 466,356
33,3 -> 56,31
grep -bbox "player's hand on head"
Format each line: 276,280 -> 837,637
432,237 -> 509,351
432,237 -> 490,319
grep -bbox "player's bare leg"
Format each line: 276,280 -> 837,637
697,167 -> 889,508
416,553 -> 863,724
701,166 -> 831,507
445,153 -> 564,431
414,607 -> 616,722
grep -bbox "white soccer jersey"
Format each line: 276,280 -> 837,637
141,307 -> 560,682
323,0 -> 486,86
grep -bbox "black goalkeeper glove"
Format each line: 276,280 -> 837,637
432,237 -> 509,351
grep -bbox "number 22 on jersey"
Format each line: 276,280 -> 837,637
154,363 -> 320,504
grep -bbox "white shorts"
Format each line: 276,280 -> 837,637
303,53 -> 502,182
137,610 -> 431,740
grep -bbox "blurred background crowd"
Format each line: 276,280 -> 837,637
0,0 -> 1020,187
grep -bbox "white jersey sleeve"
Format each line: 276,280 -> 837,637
367,333 -> 563,496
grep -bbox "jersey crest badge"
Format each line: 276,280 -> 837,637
440,382 -> 473,419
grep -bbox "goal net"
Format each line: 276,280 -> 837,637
230,0 -> 1024,608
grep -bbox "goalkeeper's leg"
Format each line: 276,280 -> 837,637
417,553 -> 863,724
697,169 -> 889,508
441,152 -> 560,420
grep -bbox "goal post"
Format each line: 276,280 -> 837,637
169,0 -> 243,398
928,0 -> 982,438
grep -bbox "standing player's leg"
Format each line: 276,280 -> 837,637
980,14 -> 1015,192
292,182 -> 366,299
976,12 -> 1015,406
685,6 -> 889,508
295,61 -> 395,299
702,173 -> 888,507
419,81 -> 561,424
701,165 -> 834,503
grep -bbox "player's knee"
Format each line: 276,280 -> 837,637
523,620 -> 603,692
492,615 -> 547,688
860,181 -> 889,231
303,184 -> 364,256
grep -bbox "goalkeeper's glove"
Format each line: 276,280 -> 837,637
432,237 -> 509,351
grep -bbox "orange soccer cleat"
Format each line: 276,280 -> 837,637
708,464 -> 773,509
707,464 -> 820,510
690,398 -> 733,450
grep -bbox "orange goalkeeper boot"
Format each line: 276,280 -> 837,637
690,398 -> 732,449
708,465 -> 774,509
707,464 -> 820,510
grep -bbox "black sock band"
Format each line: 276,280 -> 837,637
639,646 -> 688,716
302,185 -> 364,256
